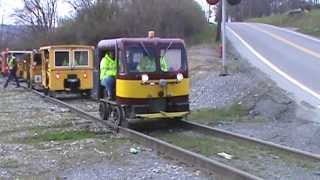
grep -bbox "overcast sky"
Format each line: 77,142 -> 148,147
0,0 -> 74,24
0,0 -> 210,25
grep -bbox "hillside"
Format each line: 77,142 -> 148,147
250,9 -> 320,37
0,25 -> 27,49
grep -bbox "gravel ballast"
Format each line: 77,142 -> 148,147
0,78 -> 213,179
188,44 -> 320,155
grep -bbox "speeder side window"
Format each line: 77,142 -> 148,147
55,51 -> 70,67
74,50 -> 89,66
160,49 -> 182,72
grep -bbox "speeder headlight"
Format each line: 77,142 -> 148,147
177,73 -> 184,82
141,74 -> 149,83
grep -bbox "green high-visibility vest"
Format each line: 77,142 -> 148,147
100,54 -> 117,80
137,56 -> 156,72
8,57 -> 16,70
160,56 -> 168,72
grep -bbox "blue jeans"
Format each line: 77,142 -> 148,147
101,76 -> 115,98
4,69 -> 20,88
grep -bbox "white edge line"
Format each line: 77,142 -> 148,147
226,25 -> 320,102
259,23 -> 320,43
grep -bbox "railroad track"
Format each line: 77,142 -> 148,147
142,120 -> 320,179
21,86 -> 259,180
180,121 -> 320,161
23,86 -> 320,179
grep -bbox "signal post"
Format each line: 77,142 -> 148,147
205,0 -> 241,75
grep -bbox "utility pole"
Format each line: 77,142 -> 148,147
205,0 -> 241,75
0,0 -> 3,50
0,15 -> 3,50
220,0 -> 228,76
208,4 -> 211,23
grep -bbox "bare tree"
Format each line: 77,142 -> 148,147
55,0 -> 207,44
65,0 -> 95,11
226,0 -> 315,20
14,0 -> 57,33
11,0 -> 208,48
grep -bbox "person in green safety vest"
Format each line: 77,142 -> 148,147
3,55 -> 20,88
62,58 -> 69,66
137,54 -> 156,72
100,52 -> 117,99
160,56 -> 168,72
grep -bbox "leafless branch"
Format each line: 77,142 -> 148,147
14,0 -> 57,33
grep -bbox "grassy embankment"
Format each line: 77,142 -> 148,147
188,24 -> 250,123
189,104 -> 250,125
189,10 -> 320,124
188,24 -> 217,46
250,9 -> 320,37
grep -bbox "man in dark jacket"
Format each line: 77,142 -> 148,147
3,55 -> 20,88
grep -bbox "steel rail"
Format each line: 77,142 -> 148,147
180,120 -> 320,161
24,87 -> 261,180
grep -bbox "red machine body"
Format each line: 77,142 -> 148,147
206,0 -> 219,5
1,49 -> 9,76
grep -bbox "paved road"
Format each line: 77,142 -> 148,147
227,22 -> 320,110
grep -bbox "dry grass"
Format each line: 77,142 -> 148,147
250,9 -> 320,37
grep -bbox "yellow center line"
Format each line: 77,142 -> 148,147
246,23 -> 320,59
